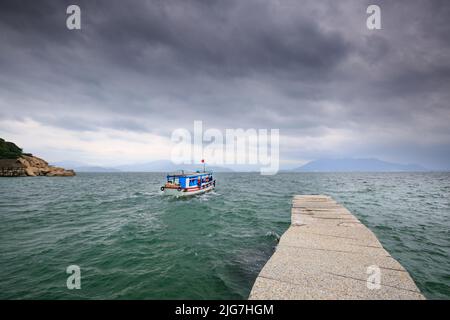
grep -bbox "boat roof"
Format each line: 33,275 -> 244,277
167,171 -> 212,178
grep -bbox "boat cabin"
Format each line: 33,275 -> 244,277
166,171 -> 213,189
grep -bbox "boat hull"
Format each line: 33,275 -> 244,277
162,184 -> 215,197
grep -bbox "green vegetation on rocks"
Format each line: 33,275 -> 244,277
0,138 -> 23,159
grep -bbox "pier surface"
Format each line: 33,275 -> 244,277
249,195 -> 424,299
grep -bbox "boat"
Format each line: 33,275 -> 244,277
160,170 -> 216,197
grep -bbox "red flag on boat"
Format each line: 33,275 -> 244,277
201,159 -> 205,163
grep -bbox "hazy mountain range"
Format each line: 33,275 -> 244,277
51,160 -> 233,173
52,158 -> 428,173
292,158 -> 427,172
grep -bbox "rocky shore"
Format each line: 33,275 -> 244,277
0,138 -> 75,177
0,155 -> 75,177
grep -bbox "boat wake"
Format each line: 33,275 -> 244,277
198,190 -> 220,201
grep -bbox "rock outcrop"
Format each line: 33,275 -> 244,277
0,138 -> 75,177
0,155 -> 76,177
0,159 -> 27,177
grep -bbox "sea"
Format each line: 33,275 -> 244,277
0,172 -> 449,299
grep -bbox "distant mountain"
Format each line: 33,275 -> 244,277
73,166 -> 121,172
292,158 -> 427,172
51,161 -> 121,172
114,160 -> 233,172
51,160 -> 232,172
51,161 -> 87,168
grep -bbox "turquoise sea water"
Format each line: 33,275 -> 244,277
0,172 -> 449,299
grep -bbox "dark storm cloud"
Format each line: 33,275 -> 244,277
0,0 -> 449,168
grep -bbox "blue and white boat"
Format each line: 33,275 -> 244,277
161,171 -> 215,197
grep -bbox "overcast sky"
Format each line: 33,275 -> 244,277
1,0 -> 449,169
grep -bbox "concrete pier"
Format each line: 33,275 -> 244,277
249,195 -> 424,300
